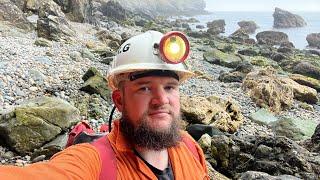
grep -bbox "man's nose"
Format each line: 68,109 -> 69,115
150,87 -> 169,106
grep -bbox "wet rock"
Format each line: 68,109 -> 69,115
181,95 -> 244,133
0,0 -> 33,30
203,48 -> 242,68
238,48 -> 259,57
211,134 -> 320,179
256,31 -> 289,46
186,124 -> 224,141
207,19 -> 225,35
219,71 -> 246,83
187,31 -> 208,39
239,171 -> 302,180
237,20 -> 259,34
196,25 -> 205,29
229,29 -> 250,43
292,61 -> 320,80
273,7 -> 307,28
306,33 -> 320,49
242,67 -> 294,113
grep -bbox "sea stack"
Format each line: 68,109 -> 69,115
273,7 -> 307,28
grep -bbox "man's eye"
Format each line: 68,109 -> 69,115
139,87 -> 151,92
165,86 -> 176,91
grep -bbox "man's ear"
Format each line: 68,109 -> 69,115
112,90 -> 123,112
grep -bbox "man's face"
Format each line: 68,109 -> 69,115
113,76 -> 181,150
122,76 -> 180,131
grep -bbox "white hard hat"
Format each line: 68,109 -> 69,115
107,30 -> 194,90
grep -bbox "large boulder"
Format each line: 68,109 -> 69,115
210,134 -> 320,179
273,7 -> 307,28
53,0 -> 93,23
206,19 -> 225,35
0,97 -> 80,155
256,31 -> 289,46
289,74 -> 320,92
37,1 -> 75,41
99,1 -> 128,22
237,20 -> 258,34
270,117 -> 318,141
306,33 -> 320,49
279,77 -> 318,104
292,61 -> 320,80
180,95 -> 244,134
80,67 -> 111,101
203,48 -> 243,68
0,0 -> 33,30
242,68 -> 294,113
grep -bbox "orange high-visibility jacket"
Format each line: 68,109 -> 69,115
0,120 -> 209,180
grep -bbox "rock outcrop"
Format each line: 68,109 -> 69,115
37,1 -> 75,41
237,20 -> 258,34
206,19 -> 225,35
80,67 -> 111,101
306,33 -> 320,49
0,0 -> 33,30
180,95 -> 244,134
209,134 -> 320,179
256,31 -> 289,46
242,68 -> 294,113
273,7 -> 307,28
53,0 -> 94,23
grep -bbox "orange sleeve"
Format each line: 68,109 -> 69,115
0,143 -> 102,180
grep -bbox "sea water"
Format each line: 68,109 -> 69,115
189,11 -> 320,49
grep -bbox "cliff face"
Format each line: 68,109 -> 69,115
114,0 -> 206,16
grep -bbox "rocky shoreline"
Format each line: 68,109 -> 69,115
0,1 -> 320,179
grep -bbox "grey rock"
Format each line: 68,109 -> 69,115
37,1 -> 75,41
239,171 -> 302,180
0,97 -> 80,154
249,108 -> 278,125
273,7 -> 307,28
0,0 -> 33,31
207,19 -> 225,35
256,31 -> 289,46
237,20 -> 259,34
293,61 -> 320,80
270,117 -> 318,141
306,33 -> 320,49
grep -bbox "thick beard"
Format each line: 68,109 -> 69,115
120,110 -> 182,151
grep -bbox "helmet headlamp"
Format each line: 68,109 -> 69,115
158,31 -> 190,64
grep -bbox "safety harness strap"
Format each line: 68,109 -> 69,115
91,136 -> 117,180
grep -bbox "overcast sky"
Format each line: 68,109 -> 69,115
204,0 -> 320,12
